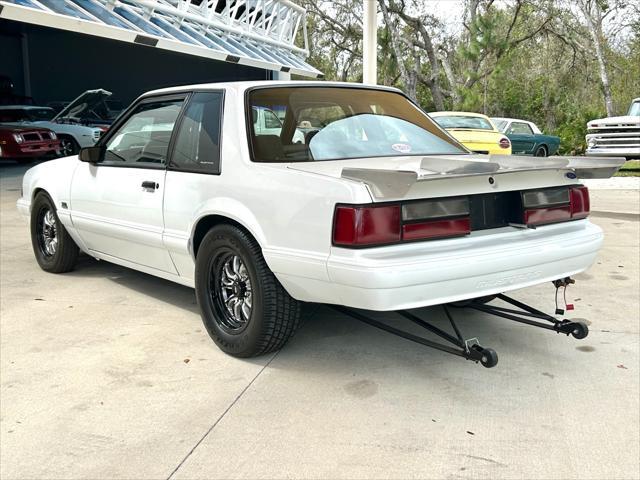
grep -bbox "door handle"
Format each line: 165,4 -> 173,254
141,181 -> 159,190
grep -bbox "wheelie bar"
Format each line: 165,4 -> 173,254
331,305 -> 499,368
332,292 -> 589,369
458,293 -> 589,340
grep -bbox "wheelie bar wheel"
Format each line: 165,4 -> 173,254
467,344 -> 499,368
555,320 -> 589,339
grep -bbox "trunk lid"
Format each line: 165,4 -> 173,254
445,129 -> 501,145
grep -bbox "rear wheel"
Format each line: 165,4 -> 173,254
195,224 -> 301,357
534,145 -> 548,157
30,192 -> 79,273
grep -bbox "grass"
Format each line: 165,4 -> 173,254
614,160 -> 640,177
614,170 -> 640,177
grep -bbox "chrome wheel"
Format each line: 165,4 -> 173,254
37,208 -> 58,257
211,253 -> 252,333
59,138 -> 76,156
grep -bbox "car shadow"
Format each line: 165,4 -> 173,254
68,254 -> 200,315
65,254 -> 557,374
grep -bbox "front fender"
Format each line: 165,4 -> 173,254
21,156 -> 79,216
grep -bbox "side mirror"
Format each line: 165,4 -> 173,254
79,146 -> 105,163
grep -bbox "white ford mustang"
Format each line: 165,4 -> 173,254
17,81 -> 623,360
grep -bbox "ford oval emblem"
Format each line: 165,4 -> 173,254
566,172 -> 577,179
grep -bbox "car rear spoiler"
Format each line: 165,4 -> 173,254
341,155 -> 625,200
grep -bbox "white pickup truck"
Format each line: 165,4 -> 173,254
586,98 -> 640,159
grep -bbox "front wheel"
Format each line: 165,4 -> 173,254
195,224 -> 301,357
59,136 -> 79,156
30,192 -> 79,272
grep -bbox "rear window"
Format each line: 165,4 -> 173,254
247,87 -> 465,162
433,115 -> 495,131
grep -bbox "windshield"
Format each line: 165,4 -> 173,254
628,101 -> 640,117
247,87 -> 465,162
432,115 -> 495,131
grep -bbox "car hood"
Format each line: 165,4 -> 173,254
588,115 -> 640,128
52,89 -> 112,122
0,122 -> 53,133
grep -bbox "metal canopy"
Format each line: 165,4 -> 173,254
0,0 -> 323,78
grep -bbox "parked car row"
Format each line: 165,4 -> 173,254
0,89 -> 122,162
426,110 -> 561,157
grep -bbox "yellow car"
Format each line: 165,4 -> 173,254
430,111 -> 512,155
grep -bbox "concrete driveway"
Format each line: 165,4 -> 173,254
1,161 -> 638,479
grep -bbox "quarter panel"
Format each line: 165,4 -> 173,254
162,87 -> 371,286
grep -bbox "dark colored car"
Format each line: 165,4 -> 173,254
0,124 -> 60,162
491,117 -> 561,157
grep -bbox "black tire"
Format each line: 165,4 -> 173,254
534,145 -> 548,157
195,224 -> 301,358
30,192 -> 79,273
570,321 -> 589,340
59,135 -> 80,156
480,348 -> 499,368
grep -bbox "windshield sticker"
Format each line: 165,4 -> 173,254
392,143 -> 412,153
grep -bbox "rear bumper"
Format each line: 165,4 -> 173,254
275,220 -> 603,311
464,143 -> 511,155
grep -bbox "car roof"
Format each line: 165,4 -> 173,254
491,117 -> 530,124
141,80 -> 404,98
429,111 -> 492,120
490,117 -> 542,133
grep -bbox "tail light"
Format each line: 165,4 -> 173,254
333,197 -> 470,247
569,185 -> 590,219
499,137 -> 511,149
523,186 -> 589,226
333,205 -> 400,246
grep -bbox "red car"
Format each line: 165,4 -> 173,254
0,124 -> 61,162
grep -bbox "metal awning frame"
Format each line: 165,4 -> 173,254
0,0 -> 322,78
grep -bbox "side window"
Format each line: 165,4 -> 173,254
104,99 -> 183,166
508,122 -> 534,135
170,92 -> 223,174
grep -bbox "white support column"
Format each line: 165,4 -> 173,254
362,0 -> 377,84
